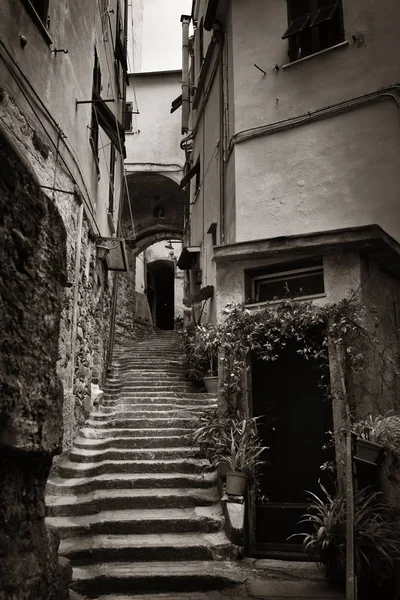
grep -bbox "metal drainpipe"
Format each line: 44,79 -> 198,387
180,14 -> 191,135
218,25 -> 225,244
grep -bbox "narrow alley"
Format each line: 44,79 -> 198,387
46,331 -> 343,600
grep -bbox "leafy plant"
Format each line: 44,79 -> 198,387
292,483 -> 400,591
189,408 -> 235,465
219,418 -> 269,480
189,410 -> 269,482
183,323 -> 221,379
352,412 -> 400,455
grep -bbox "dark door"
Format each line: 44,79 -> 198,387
252,334 -> 332,552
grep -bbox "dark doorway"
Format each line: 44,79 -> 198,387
252,332 -> 332,555
146,260 -> 175,330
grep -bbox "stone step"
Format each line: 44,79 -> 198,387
56,458 -> 208,478
85,417 -> 194,428
73,435 -> 192,450
80,427 -> 192,439
68,446 -> 200,462
93,406 -> 215,417
101,393 -> 214,402
47,471 -> 215,494
71,560 -> 246,596
59,531 -> 234,565
46,505 -> 223,538
46,487 -> 219,516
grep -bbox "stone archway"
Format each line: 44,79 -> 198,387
114,172 -> 185,342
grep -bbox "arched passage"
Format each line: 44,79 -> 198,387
115,172 -> 185,342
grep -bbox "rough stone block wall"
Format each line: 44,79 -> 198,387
0,127 -> 70,598
0,91 -> 114,447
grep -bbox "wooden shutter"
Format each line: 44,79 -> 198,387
282,0 -> 311,39
311,1 -> 338,27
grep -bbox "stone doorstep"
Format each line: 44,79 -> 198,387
245,580 -> 343,599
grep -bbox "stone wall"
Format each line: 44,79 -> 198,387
0,128 -> 70,598
0,90 -> 115,450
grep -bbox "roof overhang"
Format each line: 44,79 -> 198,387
213,225 -> 400,280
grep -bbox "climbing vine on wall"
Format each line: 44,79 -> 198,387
217,294 -> 398,417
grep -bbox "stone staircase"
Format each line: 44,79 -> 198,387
46,331 -> 241,598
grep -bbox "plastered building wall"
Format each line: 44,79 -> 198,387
228,0 -> 400,244
125,70 -> 184,176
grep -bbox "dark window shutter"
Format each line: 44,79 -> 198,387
123,102 -> 133,131
288,0 -> 311,21
282,0 -> 311,39
311,1 -> 338,27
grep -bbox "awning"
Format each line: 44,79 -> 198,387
179,162 -> 200,189
177,246 -> 200,270
170,94 -> 182,113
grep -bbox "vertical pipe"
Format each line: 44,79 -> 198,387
218,28 -> 225,244
181,14 -> 191,135
70,200 -> 84,388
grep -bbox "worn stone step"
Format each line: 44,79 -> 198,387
59,531 -> 234,564
46,505 -> 223,538
85,417 -> 194,429
73,435 -> 192,450
101,393 -> 213,402
81,427 -> 192,439
46,487 -> 219,516
47,471 -> 215,494
56,458 -> 208,478
94,402 -> 217,418
69,446 -> 197,462
71,560 -> 246,596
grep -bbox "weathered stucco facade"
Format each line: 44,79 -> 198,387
0,1 -> 129,596
181,0 -> 400,559
0,0 -> 129,450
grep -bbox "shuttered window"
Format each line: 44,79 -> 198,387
283,0 -> 344,62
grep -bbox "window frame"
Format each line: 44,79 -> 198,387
283,0 -> 344,63
20,0 -> 52,44
245,258 -> 325,306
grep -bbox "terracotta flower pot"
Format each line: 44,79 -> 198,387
203,375 -> 218,394
355,438 -> 383,465
226,471 -> 248,496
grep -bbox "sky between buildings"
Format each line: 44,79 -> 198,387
141,0 -> 192,72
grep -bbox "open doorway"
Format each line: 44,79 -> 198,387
251,332 -> 333,556
146,259 -> 175,330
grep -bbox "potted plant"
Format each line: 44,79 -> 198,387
218,418 -> 269,496
291,483 -> 400,598
351,413 -> 400,465
189,411 -> 268,495
189,324 -> 221,393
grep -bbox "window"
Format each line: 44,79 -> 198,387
90,49 -> 102,158
29,0 -> 49,22
153,205 -> 165,218
247,258 -> 325,304
282,0 -> 344,63
123,102 -> 133,131
21,0 -> 51,41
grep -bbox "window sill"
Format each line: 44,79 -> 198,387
19,0 -> 53,45
282,40 -> 349,69
245,293 -> 326,309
